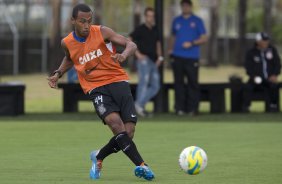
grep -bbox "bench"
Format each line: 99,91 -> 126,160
160,83 -> 229,113
230,81 -> 282,112
57,83 -> 89,112
58,82 -> 229,113
0,83 -> 25,115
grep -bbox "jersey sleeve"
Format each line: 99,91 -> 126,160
197,18 -> 206,36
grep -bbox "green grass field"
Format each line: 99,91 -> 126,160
1,67 -> 282,183
1,113 -> 282,184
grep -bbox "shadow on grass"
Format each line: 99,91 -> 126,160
0,112 -> 282,123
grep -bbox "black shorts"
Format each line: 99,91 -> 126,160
88,81 -> 137,124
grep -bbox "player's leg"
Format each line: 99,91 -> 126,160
93,113 -> 124,162
89,113 -> 125,180
94,117 -> 136,163
104,113 -> 144,166
124,121 -> 135,139
124,121 -> 154,180
112,81 -> 154,180
92,110 -> 154,181
89,87 -> 121,179
90,113 -> 144,180
89,83 -> 147,179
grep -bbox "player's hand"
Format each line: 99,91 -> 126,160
182,41 -> 193,49
111,53 -> 126,63
47,73 -> 60,89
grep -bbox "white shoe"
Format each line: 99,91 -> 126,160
135,103 -> 146,117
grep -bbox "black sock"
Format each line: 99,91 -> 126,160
96,136 -> 121,161
115,131 -> 144,166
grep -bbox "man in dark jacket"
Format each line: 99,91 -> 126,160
243,32 -> 281,112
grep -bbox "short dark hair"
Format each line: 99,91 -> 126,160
180,0 -> 193,6
144,7 -> 154,15
72,4 -> 92,19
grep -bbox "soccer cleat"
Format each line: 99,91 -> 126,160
134,165 -> 155,181
90,150 -> 102,180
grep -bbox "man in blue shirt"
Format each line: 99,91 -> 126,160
169,0 -> 207,115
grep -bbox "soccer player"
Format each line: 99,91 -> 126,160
47,4 -> 154,181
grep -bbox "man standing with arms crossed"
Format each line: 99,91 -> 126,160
169,0 -> 207,115
47,4 -> 154,181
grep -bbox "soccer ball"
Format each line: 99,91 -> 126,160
179,146 -> 208,175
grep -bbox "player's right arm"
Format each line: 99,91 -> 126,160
47,40 -> 73,89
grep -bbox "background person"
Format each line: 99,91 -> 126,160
129,7 -> 163,117
243,32 -> 281,112
168,0 -> 207,115
67,67 -> 78,82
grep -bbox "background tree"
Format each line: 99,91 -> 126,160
93,0 -> 103,25
263,0 -> 272,35
49,0 -> 62,72
133,0 -> 143,28
272,0 -> 282,44
207,0 -> 219,66
236,0 -> 247,66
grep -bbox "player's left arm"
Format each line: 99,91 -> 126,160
101,26 -> 137,63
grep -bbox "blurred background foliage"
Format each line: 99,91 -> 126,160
0,0 -> 282,75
